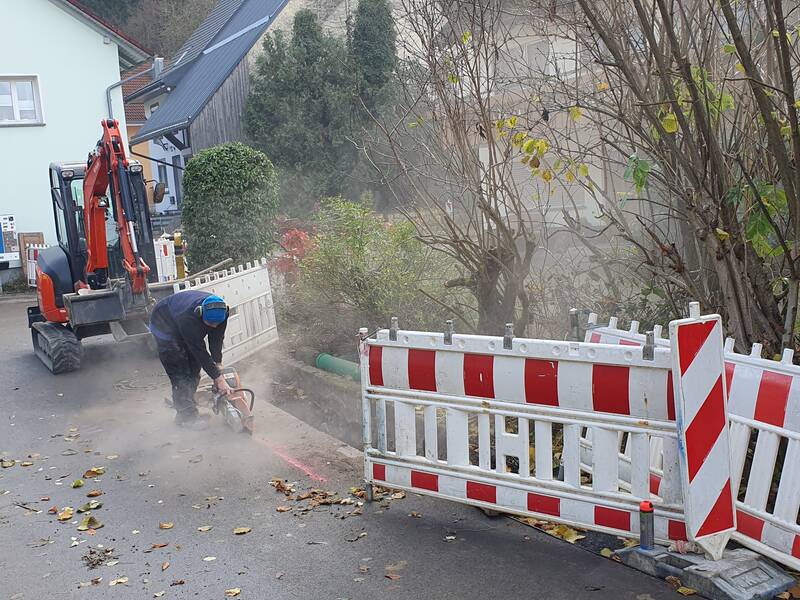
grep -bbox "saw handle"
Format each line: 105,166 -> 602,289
233,388 -> 256,412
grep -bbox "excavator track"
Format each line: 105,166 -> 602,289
31,322 -> 82,374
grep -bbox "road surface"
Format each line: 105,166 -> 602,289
0,297 -> 675,599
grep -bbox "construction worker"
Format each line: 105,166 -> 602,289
149,290 -> 232,428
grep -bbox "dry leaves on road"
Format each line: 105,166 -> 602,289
83,467 -> 105,478
1,459 -> 15,468
276,506 -> 292,513
224,589 -> 241,597
269,478 -> 296,496
385,574 -> 401,581
86,490 -> 103,498
203,556 -> 217,562
153,592 -> 165,598
77,500 -> 102,513
170,580 -> 185,586
159,522 -> 174,530
161,561 -> 170,572
77,516 -> 103,531
197,525 -> 213,532
109,577 -> 128,586
71,479 -> 84,489
57,507 -> 74,521
233,527 -> 251,535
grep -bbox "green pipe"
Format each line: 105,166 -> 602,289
315,353 -> 360,382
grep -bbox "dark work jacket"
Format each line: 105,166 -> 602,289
149,290 -> 228,380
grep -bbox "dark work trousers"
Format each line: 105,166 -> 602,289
156,339 -> 201,420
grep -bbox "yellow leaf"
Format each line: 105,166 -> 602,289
565,170 -> 575,183
20,461 -> 33,467
0,459 -> 14,468
722,43 -> 736,55
159,522 -> 174,530
545,524 -> 585,543
735,62 -> 746,74
661,112 -> 678,134
715,228 -> 730,241
542,170 -> 554,183
522,139 -> 536,154
77,515 -> 103,531
795,100 -> 800,109
57,507 -> 74,521
233,527 -> 252,535
781,125 -> 792,138
569,106 -> 582,122
507,116 -> 517,128
677,587 -> 697,596
600,547 -> 614,558
72,479 -> 85,489
772,29 -> 780,38
225,589 -> 241,597
83,467 -> 105,478
520,155 -> 530,166
596,82 -> 609,91
461,31 -> 471,44
534,138 -> 550,156
578,164 -> 590,178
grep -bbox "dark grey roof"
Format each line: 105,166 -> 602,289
131,0 -> 288,144
164,0 -> 245,76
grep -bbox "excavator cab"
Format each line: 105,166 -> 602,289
28,122 -> 162,374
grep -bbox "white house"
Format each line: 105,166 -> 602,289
0,0 -> 149,280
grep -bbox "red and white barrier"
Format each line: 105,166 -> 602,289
584,309 -> 800,569
359,311 -> 732,552
669,308 -> 735,559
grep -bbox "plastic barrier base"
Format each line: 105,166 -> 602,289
616,546 -> 793,600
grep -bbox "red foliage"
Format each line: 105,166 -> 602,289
273,228 -> 313,282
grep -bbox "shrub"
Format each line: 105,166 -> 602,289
276,198 -> 469,356
181,143 -> 278,270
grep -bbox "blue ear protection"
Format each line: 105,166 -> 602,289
194,295 -> 229,324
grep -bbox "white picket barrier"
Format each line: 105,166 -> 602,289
26,244 -> 48,287
173,258 -> 278,365
153,236 -> 178,282
360,310 -> 734,557
584,311 -> 800,569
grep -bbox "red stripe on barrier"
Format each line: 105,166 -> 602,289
696,479 -> 734,537
524,359 -> 558,406
677,320 -> 717,375
736,509 -> 765,541
410,470 -> 438,491
594,506 -> 631,531
754,370 -> 792,428
527,492 -> 560,517
619,339 -> 640,347
592,365 -> 630,415
792,536 -> 800,558
466,481 -> 496,503
667,372 -> 675,421
408,349 -> 437,392
369,346 -> 384,387
725,361 -> 735,392
668,520 -> 687,541
464,354 -> 495,398
649,473 -> 662,495
590,332 -> 601,343
685,375 -> 725,482
373,463 -> 386,481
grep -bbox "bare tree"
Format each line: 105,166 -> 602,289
524,0 -> 800,353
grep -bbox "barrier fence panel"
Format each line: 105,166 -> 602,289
360,313 -> 732,549
26,244 -> 48,287
173,258 -> 278,365
584,310 -> 800,569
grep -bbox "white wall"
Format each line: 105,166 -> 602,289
0,0 -> 127,246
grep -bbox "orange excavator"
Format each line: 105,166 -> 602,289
27,119 -> 164,373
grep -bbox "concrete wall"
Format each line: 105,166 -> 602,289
0,0 -> 127,246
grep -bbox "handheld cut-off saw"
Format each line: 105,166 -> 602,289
210,367 -> 256,435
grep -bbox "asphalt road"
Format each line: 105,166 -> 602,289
0,297 -> 676,599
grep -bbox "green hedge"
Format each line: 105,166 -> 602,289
181,143 -> 278,270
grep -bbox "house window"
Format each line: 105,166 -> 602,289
0,76 -> 43,125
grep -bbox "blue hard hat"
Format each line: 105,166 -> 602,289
201,294 -> 228,324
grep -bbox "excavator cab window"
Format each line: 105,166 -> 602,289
49,166 -> 86,283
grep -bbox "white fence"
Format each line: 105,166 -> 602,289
153,237 -> 178,282
173,258 -> 278,365
26,244 -> 48,287
360,307 -> 735,559
585,311 -> 800,570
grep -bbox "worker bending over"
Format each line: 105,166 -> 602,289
149,290 -> 232,428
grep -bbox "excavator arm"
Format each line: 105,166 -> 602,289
83,119 -> 150,295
